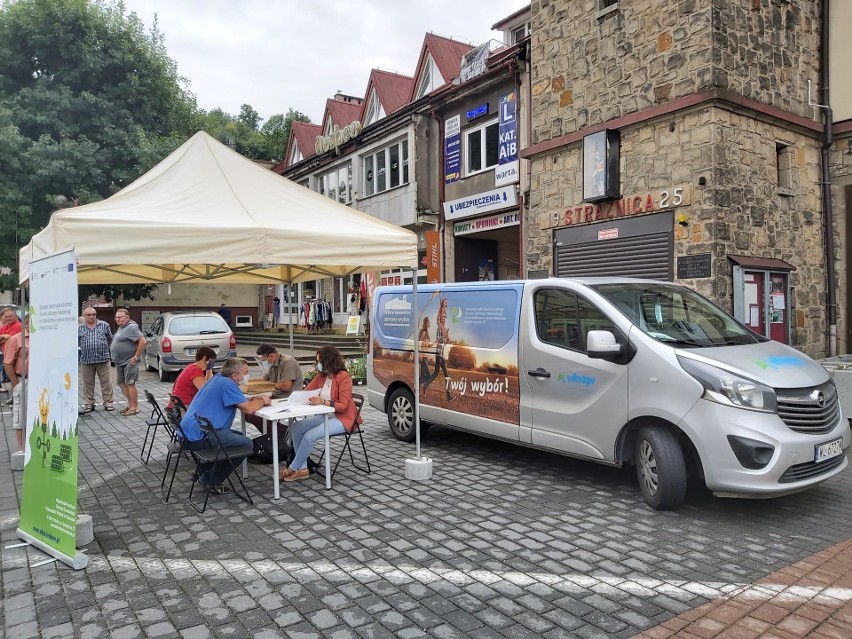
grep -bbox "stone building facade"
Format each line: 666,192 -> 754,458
522,0 -> 839,358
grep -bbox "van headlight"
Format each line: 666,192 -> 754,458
678,356 -> 777,413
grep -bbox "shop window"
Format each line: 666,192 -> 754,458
776,143 -> 794,196
363,140 -> 409,197
464,118 -> 499,175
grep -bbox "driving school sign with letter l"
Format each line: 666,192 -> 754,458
443,186 -> 517,221
495,91 -> 518,187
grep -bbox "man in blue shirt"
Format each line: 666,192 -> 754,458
180,358 -> 271,492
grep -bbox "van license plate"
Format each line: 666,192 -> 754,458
814,438 -> 843,463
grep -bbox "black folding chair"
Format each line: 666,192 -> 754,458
142,390 -> 170,465
161,404 -> 195,503
315,393 -> 371,480
188,415 -> 254,513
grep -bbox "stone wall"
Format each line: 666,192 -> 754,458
527,104 -> 828,356
530,0 -> 820,146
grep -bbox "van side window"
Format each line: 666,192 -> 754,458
535,289 -> 614,353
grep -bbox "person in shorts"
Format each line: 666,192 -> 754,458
109,309 -> 146,416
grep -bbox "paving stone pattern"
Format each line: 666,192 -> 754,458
1,368 -> 851,638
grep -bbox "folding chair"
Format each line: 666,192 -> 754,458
142,390 -> 170,464
188,415 -> 254,513
315,393 -> 371,480
161,407 -> 195,503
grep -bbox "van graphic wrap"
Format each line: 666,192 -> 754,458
372,286 -> 521,424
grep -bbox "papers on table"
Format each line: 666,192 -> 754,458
286,389 -> 320,406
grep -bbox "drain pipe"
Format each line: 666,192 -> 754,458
820,0 -> 836,356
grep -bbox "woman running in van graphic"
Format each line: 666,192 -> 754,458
423,297 -> 454,401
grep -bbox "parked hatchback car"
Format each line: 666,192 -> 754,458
143,311 -> 236,382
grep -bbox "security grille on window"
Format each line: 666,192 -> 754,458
363,140 -> 409,196
465,118 -> 499,175
318,163 -> 352,204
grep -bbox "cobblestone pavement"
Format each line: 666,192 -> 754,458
1,368 -> 851,638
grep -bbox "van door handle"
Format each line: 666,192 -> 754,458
527,368 -> 551,378
488,366 -> 507,374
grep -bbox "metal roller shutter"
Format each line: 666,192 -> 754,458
553,211 -> 673,280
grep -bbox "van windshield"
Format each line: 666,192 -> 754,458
590,283 -> 764,347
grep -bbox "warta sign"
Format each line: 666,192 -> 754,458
315,121 -> 363,154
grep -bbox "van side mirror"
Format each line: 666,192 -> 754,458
587,330 -> 622,359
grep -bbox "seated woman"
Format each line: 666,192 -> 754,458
169,347 -> 216,411
280,345 -> 362,482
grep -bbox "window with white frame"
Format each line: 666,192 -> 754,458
415,55 -> 439,99
511,21 -> 531,44
324,118 -> 334,136
464,118 -> 499,175
363,139 -> 409,196
364,89 -> 385,126
289,143 -> 303,165
318,163 -> 352,204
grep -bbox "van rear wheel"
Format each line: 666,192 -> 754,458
388,388 -> 416,442
635,426 -> 687,510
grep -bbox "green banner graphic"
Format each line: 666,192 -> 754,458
17,249 -> 86,569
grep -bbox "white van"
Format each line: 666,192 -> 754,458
367,278 -> 850,509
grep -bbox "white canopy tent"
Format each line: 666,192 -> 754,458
18,130 -> 430,475
19,131 -> 417,285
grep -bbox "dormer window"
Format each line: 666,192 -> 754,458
289,142 -> 302,165
364,89 -> 385,126
415,55 -> 439,99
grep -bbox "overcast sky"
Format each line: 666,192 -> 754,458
121,1 -> 530,126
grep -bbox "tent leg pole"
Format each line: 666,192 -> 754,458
405,265 -> 431,481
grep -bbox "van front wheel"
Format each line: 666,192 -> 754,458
635,426 -> 687,510
388,388 -> 416,442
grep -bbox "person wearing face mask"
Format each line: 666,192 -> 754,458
280,345 -> 362,482
256,343 -> 303,399
245,343 -> 304,437
169,346 -> 216,412
179,357 -> 271,493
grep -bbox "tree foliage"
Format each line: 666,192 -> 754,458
0,0 -> 197,288
0,0 -> 310,293
195,106 -> 311,162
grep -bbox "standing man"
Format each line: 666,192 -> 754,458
78,307 -> 114,414
4,315 -> 27,469
0,306 -> 22,402
110,308 -> 145,416
218,303 -> 232,328
272,296 -> 280,328
180,358 -> 271,492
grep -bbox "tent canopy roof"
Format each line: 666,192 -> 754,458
20,131 -> 417,284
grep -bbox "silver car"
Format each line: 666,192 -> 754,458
143,311 -> 236,382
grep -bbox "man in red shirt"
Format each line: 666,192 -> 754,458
0,306 -> 21,402
4,316 -> 27,468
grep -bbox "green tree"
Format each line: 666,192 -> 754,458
0,0 -> 198,288
259,108 -> 312,162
